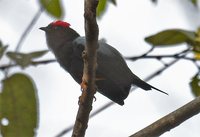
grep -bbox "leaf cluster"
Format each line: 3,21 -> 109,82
39,0 -> 117,19
0,40 -> 48,137
144,28 -> 200,97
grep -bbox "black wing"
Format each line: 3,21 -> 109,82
73,37 -> 133,105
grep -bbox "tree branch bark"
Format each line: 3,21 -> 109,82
71,0 -> 99,137
130,96 -> 200,137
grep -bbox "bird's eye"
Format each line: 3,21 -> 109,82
54,26 -> 58,30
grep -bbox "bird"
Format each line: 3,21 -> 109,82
40,20 -> 167,105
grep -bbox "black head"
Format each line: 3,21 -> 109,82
40,21 -> 72,39
40,20 -> 80,48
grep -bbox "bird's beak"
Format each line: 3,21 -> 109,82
39,27 -> 47,31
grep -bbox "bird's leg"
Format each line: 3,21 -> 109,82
78,76 -> 88,105
78,50 -> 103,104
92,77 -> 104,102
79,77 -> 101,104
78,50 -> 92,105
78,92 -> 87,105
80,79 -> 88,91
93,85 -> 97,102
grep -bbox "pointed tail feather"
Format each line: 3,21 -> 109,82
133,76 -> 168,95
148,83 -> 168,95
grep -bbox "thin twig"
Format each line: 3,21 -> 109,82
140,47 -> 155,57
126,48 -> 194,61
128,55 -> 195,61
31,59 -> 56,66
0,59 -> 56,70
15,7 -> 44,52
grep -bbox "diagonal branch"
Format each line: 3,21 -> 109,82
15,7 -> 43,52
130,96 -> 200,137
71,0 -> 99,137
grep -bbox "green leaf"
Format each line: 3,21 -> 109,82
0,73 -> 38,137
39,0 -> 63,19
7,52 -> 29,68
29,50 -> 49,59
190,0 -> 198,6
190,74 -> 200,97
6,50 -> 48,68
192,42 -> 200,53
97,0 -> 107,18
191,28 -> 200,53
0,41 -> 8,60
145,29 -> 196,46
194,52 -> 200,60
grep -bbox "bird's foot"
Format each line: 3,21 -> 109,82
78,80 -> 88,105
78,92 -> 96,105
78,78 -> 98,104
80,79 -> 88,91
93,96 -> 97,102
